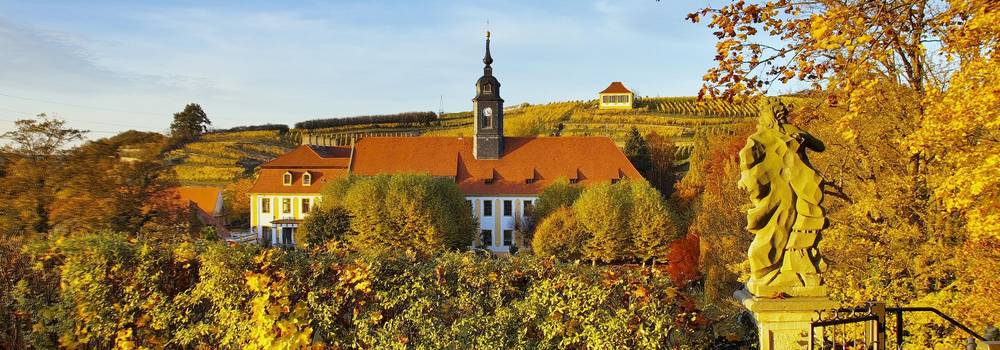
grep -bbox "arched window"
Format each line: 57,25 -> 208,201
483,83 -> 493,93
302,172 -> 312,186
482,113 -> 492,129
283,172 -> 292,186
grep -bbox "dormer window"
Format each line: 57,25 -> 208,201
283,172 -> 293,186
569,178 -> 580,184
485,170 -> 496,184
302,172 -> 312,186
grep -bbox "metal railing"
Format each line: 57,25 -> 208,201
810,302 -> 989,349
810,302 -> 885,349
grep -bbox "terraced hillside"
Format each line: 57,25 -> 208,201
165,130 -> 297,184
299,97 -> 771,160
170,96 -> 805,183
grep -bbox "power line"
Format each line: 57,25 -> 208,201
0,106 -> 37,117
0,92 -> 163,116
0,92 -> 250,124
0,118 -> 145,135
0,106 -> 158,130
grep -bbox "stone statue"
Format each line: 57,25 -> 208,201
738,97 -> 828,297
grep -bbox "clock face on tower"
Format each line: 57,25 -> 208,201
483,107 -> 493,117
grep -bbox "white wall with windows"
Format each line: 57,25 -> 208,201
251,194 -> 322,247
466,196 -> 536,253
599,93 -> 633,108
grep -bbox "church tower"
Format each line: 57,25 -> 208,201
473,31 -> 504,160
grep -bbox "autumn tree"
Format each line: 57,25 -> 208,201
673,128 -> 753,302
531,179 -> 582,223
575,182 -> 632,263
223,178 -> 254,228
0,114 -> 86,235
297,206 -> 351,248
627,180 -> 681,265
623,127 -> 652,174
573,179 -> 680,264
645,132 -> 678,195
170,103 -> 211,142
51,132 -> 182,237
531,207 -> 587,261
688,0 -> 1000,344
339,173 -> 474,255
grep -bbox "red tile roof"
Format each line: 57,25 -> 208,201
250,144 -> 352,194
250,168 -> 347,194
352,136 -> 641,195
170,186 -> 223,216
600,81 -> 632,94
262,145 -> 351,169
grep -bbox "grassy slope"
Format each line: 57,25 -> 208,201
170,96 -> 805,184
166,130 -> 296,185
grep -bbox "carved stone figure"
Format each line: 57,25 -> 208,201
738,97 -> 828,297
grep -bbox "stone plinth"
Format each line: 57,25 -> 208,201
735,289 -> 839,350
979,341 -> 1000,350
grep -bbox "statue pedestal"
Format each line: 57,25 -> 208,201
735,288 -> 839,350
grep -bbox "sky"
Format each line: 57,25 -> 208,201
0,0 -> 769,138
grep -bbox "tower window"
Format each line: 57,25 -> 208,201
483,83 -> 493,93
482,113 -> 492,129
302,172 -> 312,186
283,172 -> 293,186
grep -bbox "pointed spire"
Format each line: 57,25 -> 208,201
483,31 -> 493,70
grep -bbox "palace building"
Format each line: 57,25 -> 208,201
598,81 -> 634,110
248,32 -> 641,251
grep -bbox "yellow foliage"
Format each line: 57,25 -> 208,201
245,271 -> 314,349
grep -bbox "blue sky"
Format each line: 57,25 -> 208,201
0,0 -> 773,137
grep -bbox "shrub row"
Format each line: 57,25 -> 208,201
295,111 -> 438,129
207,124 -> 289,134
8,233 -> 712,349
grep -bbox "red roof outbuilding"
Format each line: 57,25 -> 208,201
600,81 -> 632,94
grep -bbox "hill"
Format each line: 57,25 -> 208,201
165,130 -> 297,185
168,96 -> 803,184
